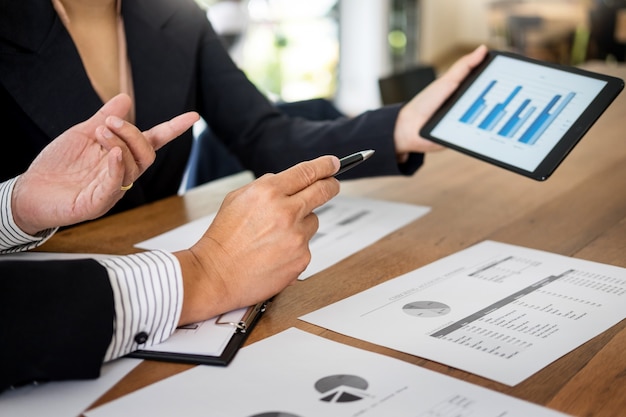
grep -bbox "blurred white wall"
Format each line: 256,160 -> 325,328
335,0 -> 392,114
335,0 -> 493,114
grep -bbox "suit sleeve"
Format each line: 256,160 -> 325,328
0,258 -> 115,393
181,0 -> 425,179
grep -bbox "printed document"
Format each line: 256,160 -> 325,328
0,358 -> 140,417
300,240 -> 626,385
85,328 -> 570,417
135,195 -> 430,280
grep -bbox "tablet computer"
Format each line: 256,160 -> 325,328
420,50 -> 624,180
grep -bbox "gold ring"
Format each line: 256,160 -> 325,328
120,182 -> 134,191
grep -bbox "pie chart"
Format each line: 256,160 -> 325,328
403,300 -> 451,317
314,374 -> 369,403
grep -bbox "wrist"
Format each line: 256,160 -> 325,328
174,248 -> 231,326
393,104 -> 414,156
10,175 -> 45,236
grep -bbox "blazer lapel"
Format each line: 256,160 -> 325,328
0,2 -> 104,140
0,0 -> 196,140
122,0 -> 196,129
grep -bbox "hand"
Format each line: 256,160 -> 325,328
175,155 -> 341,325
393,45 -> 489,157
12,94 -> 199,235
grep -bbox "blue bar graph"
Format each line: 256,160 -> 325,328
459,78 -> 576,146
518,92 -> 575,145
478,85 -> 521,131
460,80 -> 496,124
498,99 -> 536,138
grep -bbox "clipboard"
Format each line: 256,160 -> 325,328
127,299 -> 271,366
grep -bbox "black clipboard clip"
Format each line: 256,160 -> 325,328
215,298 -> 272,334
127,298 -> 273,366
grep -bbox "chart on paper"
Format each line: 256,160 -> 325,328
427,266 -> 608,359
85,329 -> 571,417
300,240 -> 626,385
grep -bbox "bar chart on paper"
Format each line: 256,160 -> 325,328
459,78 -> 576,146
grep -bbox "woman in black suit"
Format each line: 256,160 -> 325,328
0,0 -> 486,216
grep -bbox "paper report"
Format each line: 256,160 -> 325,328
300,240 -> 626,385
85,328 -> 570,417
135,195 -> 429,280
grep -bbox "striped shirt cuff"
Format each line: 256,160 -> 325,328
99,250 -> 184,361
0,177 -> 57,253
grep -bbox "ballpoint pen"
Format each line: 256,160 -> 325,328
335,149 -> 375,176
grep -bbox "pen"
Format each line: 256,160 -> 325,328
335,150 -> 375,176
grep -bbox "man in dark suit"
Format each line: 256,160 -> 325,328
0,93 -> 341,392
0,0 -> 488,390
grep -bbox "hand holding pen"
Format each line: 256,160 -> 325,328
335,150 -> 375,176
175,151 -> 375,326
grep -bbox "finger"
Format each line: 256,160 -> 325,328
143,111 -> 200,151
95,124 -> 141,184
104,147 -> 126,193
301,211 -> 320,239
291,175 -> 341,217
440,44 -> 488,85
415,45 -> 488,115
270,155 -> 340,196
82,94 -> 132,132
103,116 -> 156,171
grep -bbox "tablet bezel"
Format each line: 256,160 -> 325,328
419,50 -> 624,181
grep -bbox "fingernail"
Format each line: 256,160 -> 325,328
108,116 -> 124,128
99,126 -> 113,139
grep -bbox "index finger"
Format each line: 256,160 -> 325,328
143,111 -> 200,151
272,155 -> 340,196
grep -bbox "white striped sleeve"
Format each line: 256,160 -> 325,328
97,250 -> 184,361
0,177 -> 57,253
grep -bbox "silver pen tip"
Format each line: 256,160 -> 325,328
362,149 -> 375,159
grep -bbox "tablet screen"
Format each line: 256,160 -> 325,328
420,51 -> 623,180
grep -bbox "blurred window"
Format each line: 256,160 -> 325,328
204,0 -> 340,102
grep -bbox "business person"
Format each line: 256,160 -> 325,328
0,0 -> 488,217
0,0 -> 488,391
7,93 -> 199,242
0,103 -> 339,392
0,92 -> 200,391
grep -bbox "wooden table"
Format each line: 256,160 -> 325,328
42,63 -> 626,416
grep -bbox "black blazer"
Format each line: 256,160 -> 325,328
0,259 -> 114,392
0,0 -> 423,216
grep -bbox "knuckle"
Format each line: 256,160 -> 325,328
320,178 -> 340,201
292,248 -> 312,275
292,194 -> 310,218
296,162 -> 318,186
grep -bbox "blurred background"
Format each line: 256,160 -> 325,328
195,0 -> 626,115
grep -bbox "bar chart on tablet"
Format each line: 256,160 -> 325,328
459,79 -> 576,146
428,54 -> 608,172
